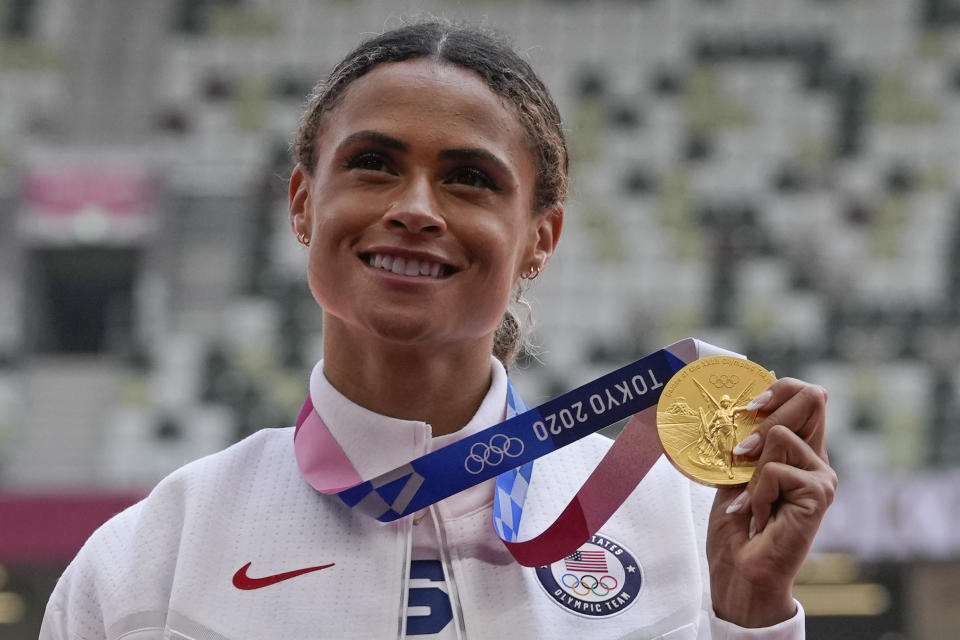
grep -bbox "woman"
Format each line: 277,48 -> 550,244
41,21 -> 836,639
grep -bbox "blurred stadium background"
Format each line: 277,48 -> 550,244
1,0 -> 959,637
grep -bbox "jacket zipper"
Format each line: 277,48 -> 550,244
433,506 -> 467,639
397,423 -> 431,639
397,514 -> 413,639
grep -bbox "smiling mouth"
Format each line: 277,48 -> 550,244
362,252 -> 455,279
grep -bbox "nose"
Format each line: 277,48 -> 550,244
382,177 -> 446,235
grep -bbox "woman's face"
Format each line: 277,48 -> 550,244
290,58 -> 561,352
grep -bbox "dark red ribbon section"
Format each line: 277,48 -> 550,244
502,407 -> 664,566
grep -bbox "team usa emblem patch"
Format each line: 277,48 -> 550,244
534,534 -> 642,618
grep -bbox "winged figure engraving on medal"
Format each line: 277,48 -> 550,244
689,379 -> 754,479
657,357 -> 773,486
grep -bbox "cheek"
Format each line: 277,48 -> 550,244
304,253 -> 330,305
480,256 -> 522,320
304,235 -> 348,301
476,244 -> 523,298
496,223 -> 538,281
308,201 -> 362,258
476,212 -> 533,262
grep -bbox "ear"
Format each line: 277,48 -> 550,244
530,202 -> 564,270
289,162 -> 313,239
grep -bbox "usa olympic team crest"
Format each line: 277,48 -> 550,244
534,534 -> 642,618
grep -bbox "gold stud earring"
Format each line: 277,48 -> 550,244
297,231 -> 310,247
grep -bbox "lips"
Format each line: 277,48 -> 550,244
363,252 -> 455,279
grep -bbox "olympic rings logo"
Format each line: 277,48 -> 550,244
464,434 -> 524,474
561,573 -> 619,597
708,374 -> 739,388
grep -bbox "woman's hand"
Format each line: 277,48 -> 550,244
706,377 -> 838,627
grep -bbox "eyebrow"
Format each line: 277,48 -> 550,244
338,130 -> 409,152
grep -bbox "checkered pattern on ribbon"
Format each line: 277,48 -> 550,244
336,463 -> 425,520
493,383 -> 533,541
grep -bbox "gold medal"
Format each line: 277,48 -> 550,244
656,356 -> 775,487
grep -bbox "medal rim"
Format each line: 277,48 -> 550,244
656,355 -> 775,488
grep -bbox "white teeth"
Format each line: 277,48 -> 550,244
367,252 -> 448,279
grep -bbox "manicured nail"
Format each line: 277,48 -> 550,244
748,516 -> 758,540
733,432 -> 761,456
725,489 -> 750,514
746,390 -> 772,412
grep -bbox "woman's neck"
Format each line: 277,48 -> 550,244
320,322 -> 495,437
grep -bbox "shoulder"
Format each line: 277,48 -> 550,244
63,425 -> 296,556
165,426 -> 296,486
42,428 -> 300,637
95,426 -> 297,547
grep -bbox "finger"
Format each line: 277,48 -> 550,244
762,383 -> 827,457
720,426 -> 811,525
747,425 -> 836,535
741,371 -> 779,410
749,460 -> 837,539
749,463 -> 814,538
747,377 -> 827,417
723,428 -> 820,515
737,378 -> 828,459
723,487 -> 751,515
745,406 -> 827,464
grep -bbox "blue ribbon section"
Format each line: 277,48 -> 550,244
493,386 -> 533,541
337,347 -> 688,523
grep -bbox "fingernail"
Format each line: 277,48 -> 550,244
733,432 -> 761,456
748,516 -> 757,540
746,390 -> 772,412
725,489 -> 750,514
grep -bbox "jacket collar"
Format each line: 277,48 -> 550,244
308,356 -> 509,494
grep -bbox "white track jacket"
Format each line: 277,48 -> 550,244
41,358 -> 803,639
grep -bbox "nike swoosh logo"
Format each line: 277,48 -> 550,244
232,561 -> 335,590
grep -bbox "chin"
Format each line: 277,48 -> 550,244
363,312 -> 445,345
364,312 -> 498,354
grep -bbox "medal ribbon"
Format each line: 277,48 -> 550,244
295,338 -> 736,566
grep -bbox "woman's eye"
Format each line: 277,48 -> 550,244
346,153 -> 391,172
447,168 -> 496,190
